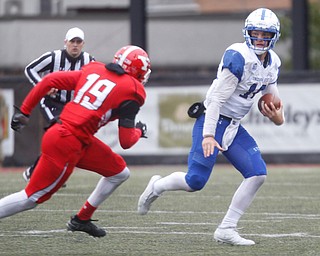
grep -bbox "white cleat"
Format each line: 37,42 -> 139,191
213,227 -> 255,246
138,175 -> 162,215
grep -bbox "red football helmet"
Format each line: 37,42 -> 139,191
113,45 -> 151,85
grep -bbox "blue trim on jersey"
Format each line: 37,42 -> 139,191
261,9 -> 266,20
222,50 -> 245,82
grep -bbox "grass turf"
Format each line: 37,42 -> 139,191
0,164 -> 319,255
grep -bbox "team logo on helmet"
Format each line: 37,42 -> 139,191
113,45 -> 151,85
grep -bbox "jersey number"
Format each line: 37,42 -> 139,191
239,84 -> 266,99
73,74 -> 116,110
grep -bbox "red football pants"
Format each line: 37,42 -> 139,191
25,123 -> 126,203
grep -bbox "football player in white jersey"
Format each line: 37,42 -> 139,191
138,8 -> 284,246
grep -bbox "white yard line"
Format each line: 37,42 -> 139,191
28,208 -> 320,219
1,228 -> 320,239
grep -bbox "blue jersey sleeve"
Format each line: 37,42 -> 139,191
222,50 -> 245,82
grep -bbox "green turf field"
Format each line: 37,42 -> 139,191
0,164 -> 319,256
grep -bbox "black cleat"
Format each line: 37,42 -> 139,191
67,215 -> 106,237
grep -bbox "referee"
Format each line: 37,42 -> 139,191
23,27 -> 95,182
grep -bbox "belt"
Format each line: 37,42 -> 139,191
219,114 -> 232,122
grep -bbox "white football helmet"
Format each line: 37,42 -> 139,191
243,8 -> 281,55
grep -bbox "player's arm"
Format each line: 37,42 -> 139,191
203,50 -> 243,157
203,49 -> 243,137
202,68 -> 238,157
203,68 -> 237,136
261,83 -> 285,126
117,100 -> 147,149
20,71 -> 81,116
12,71 -> 80,132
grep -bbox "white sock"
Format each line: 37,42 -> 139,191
87,167 -> 130,207
219,175 -> 266,229
153,171 -> 193,195
0,190 -> 37,218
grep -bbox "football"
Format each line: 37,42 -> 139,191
258,93 -> 281,112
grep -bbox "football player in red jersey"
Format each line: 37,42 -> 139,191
2,45 -> 151,238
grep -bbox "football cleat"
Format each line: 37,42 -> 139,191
213,227 -> 255,246
22,167 -> 32,182
67,215 -> 106,237
137,175 -> 162,215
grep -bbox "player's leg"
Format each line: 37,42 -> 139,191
22,98 -> 65,182
0,190 -> 37,218
213,125 -> 266,246
26,123 -> 81,201
67,137 -> 129,237
0,124 -> 80,219
138,114 -> 219,215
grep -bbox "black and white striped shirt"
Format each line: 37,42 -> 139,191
25,49 -> 94,103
